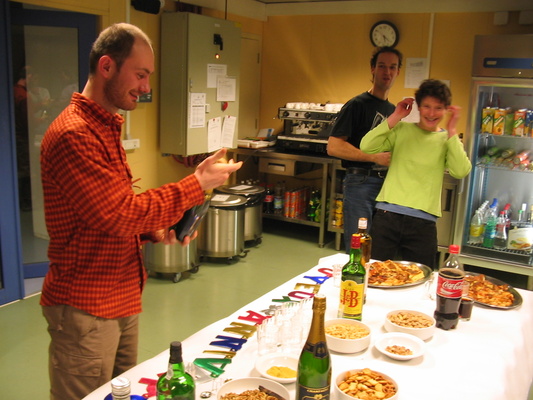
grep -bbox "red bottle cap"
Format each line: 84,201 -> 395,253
449,244 -> 460,254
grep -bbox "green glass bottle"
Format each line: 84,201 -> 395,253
296,294 -> 331,400
156,342 -> 195,400
338,234 -> 366,320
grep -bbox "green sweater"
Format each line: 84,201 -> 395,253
360,120 -> 471,217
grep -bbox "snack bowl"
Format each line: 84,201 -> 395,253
384,309 -> 436,341
375,332 -> 426,361
217,377 -> 290,400
325,318 -> 371,353
334,368 -> 398,400
255,353 -> 298,384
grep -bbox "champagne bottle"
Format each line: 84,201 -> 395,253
297,294 -> 331,400
157,342 -> 195,400
338,234 -> 366,320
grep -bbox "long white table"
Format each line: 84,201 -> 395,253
85,254 -> 533,400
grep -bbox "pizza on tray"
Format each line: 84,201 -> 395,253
368,260 -> 426,287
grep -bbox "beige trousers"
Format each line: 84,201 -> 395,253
42,305 -> 139,400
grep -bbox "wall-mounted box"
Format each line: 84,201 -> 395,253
160,12 -> 241,156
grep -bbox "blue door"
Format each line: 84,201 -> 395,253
0,0 -> 96,304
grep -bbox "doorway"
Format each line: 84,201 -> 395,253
0,1 -> 96,304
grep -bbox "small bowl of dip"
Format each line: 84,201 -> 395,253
255,353 -> 298,384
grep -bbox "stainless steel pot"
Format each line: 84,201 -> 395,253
143,239 -> 199,282
214,184 -> 264,243
198,194 -> 246,258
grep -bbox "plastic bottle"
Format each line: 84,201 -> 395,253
338,234 -> 366,320
493,211 -> 508,250
263,184 -> 273,214
157,342 -> 195,400
468,209 -> 483,244
296,294 -> 331,400
482,199 -> 498,248
434,245 -> 464,330
104,377 -> 144,400
273,182 -> 283,214
502,203 -> 512,233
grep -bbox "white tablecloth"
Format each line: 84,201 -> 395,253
84,254 -> 533,400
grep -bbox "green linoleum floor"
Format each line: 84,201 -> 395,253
0,219 -> 339,398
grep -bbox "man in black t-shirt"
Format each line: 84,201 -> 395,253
327,47 -> 403,253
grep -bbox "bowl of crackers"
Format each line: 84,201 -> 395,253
384,310 -> 436,341
334,368 -> 398,400
375,332 -> 426,361
217,377 -> 290,400
325,318 -> 371,353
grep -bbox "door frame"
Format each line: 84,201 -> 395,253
0,0 -> 24,304
0,0 -> 96,304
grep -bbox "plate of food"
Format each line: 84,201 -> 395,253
368,260 -> 432,288
464,272 -> 522,310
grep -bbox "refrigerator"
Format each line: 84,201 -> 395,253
454,34 -> 533,284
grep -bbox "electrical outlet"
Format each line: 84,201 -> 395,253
122,139 -> 140,150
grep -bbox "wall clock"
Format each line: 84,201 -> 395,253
370,20 -> 399,48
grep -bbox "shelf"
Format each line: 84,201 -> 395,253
476,163 -> 533,173
228,149 -> 332,247
462,243 -> 532,266
263,213 -> 320,228
478,132 -> 533,141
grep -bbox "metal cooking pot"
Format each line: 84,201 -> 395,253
214,184 -> 265,244
197,194 -> 247,259
143,239 -> 199,283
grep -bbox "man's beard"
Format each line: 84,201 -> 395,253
104,77 -> 137,111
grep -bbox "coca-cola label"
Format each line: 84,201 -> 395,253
437,269 -> 464,299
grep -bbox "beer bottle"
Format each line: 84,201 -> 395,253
338,234 -> 366,320
296,294 -> 331,400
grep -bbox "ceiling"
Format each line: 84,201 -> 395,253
254,0 -> 356,2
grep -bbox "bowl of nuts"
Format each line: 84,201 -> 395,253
325,318 -> 371,353
334,368 -> 398,400
384,310 -> 436,341
375,332 -> 426,361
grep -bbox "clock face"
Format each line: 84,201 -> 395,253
370,21 -> 399,47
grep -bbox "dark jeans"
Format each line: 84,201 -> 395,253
342,173 -> 384,253
370,209 -> 438,268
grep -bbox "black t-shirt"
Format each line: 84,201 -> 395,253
330,91 -> 395,169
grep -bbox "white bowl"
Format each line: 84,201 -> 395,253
217,377 -> 290,400
255,353 -> 298,384
375,332 -> 426,361
325,318 -> 371,353
384,309 -> 436,341
334,368 -> 398,400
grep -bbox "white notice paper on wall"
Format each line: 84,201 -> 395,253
221,115 -> 236,148
404,58 -> 429,89
189,93 -> 206,128
216,76 -> 236,102
207,64 -> 227,88
208,117 -> 222,152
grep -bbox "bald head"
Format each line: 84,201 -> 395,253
89,23 -> 152,75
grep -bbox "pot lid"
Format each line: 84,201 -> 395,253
209,194 -> 247,208
216,184 -> 265,195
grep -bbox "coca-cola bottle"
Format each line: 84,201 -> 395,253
434,244 -> 464,330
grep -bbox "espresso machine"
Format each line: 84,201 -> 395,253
276,103 -> 343,154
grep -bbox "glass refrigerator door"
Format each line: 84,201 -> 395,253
462,78 -> 533,266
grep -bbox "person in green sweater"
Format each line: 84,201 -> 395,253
360,79 -> 471,268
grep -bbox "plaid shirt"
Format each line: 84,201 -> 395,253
40,93 -> 204,318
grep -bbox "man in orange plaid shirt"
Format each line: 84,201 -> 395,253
40,23 -> 241,400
